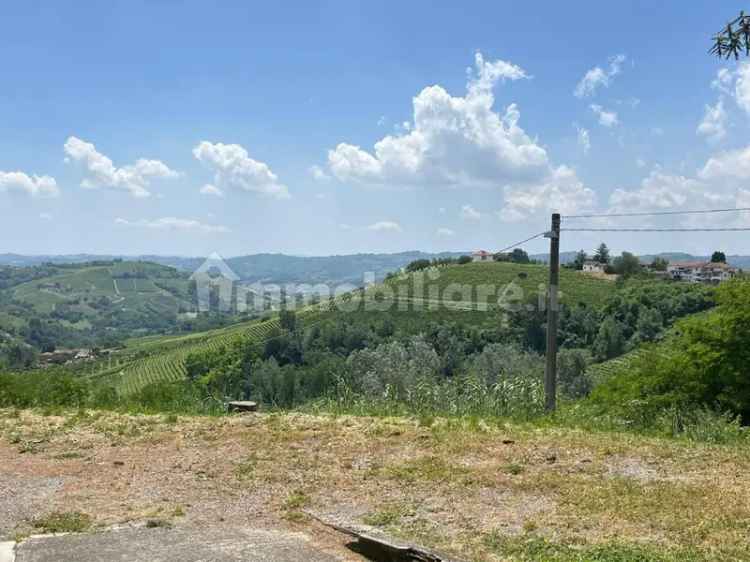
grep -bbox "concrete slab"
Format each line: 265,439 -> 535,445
0,541 -> 15,562
14,526 -> 343,562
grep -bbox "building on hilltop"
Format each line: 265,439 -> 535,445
582,260 -> 605,273
472,250 -> 493,263
667,261 -> 737,284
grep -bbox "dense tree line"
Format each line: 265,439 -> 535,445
182,281 -> 714,412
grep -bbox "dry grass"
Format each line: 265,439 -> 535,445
1,408 -> 749,561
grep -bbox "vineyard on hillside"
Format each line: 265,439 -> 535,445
93,314 -> 290,395
93,263 -> 622,395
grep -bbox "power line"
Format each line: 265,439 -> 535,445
563,227 -> 750,232
495,232 -> 547,254
562,207 -> 750,219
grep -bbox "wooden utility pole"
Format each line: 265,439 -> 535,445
544,213 -> 561,412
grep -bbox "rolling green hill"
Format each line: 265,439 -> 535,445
0,261 -> 202,361
98,261 -> 618,395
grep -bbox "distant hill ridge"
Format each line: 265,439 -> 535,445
1,250 -> 747,285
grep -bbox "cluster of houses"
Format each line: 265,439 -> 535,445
582,259 -> 737,284
665,261 -> 737,284
473,248 -> 738,285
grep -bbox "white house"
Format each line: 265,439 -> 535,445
667,261 -> 737,284
472,250 -> 493,262
582,260 -> 605,273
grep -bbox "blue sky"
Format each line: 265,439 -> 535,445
3,1 -> 750,257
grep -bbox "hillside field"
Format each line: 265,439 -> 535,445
99,262 -> 617,395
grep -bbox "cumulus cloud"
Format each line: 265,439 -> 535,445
64,136 -> 178,198
436,227 -> 455,237
324,52 -> 548,189
590,104 -> 619,127
199,184 -> 224,197
697,99 -> 727,142
460,204 -> 481,222
734,63 -> 750,115
499,165 -> 595,222
604,147 -> 750,225
575,124 -> 591,154
0,171 -> 59,198
367,221 -> 402,233
574,54 -> 626,98
319,53 -> 593,221
193,141 -> 289,199
115,217 -> 230,234
699,145 -> 750,180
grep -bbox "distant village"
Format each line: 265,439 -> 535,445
472,246 -> 740,285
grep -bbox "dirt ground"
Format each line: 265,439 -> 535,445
1,409 -> 749,561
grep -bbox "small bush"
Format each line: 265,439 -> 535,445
32,511 -> 91,534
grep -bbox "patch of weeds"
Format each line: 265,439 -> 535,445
145,519 -> 173,529
32,511 -> 92,534
163,414 -> 179,424
418,415 -> 435,428
283,489 -> 310,510
234,455 -> 258,480
505,462 -> 525,475
482,532 -> 707,561
522,519 -> 538,533
384,456 -> 469,484
54,451 -> 84,460
363,503 -> 416,527
18,441 -> 41,454
172,505 -> 185,517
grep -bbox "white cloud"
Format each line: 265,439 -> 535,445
322,52 -> 593,221
699,145 -> 750,180
574,54 -> 626,98
697,99 -> 727,142
325,52 -> 547,189
193,141 -> 289,199
712,68 -> 734,94
499,165 -> 595,222
199,184 -> 224,197
575,124 -> 591,154
309,164 -> 331,182
734,63 -> 750,115
460,204 -> 481,222
605,148 -> 750,223
367,220 -> 402,233
590,104 -> 619,127
64,136 -> 178,198
0,171 -> 59,198
115,217 -> 230,234
436,227 -> 455,237
636,158 -> 646,169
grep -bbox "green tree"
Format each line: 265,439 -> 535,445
593,317 -> 625,361
594,243 -> 610,265
711,12 -> 750,59
612,252 -> 641,277
510,248 -> 530,264
711,251 -> 727,263
573,250 -> 588,271
557,349 -> 591,399
651,257 -> 669,272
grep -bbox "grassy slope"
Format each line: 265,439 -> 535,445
10,262 -> 191,323
102,262 -> 616,395
1,409 -> 748,561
